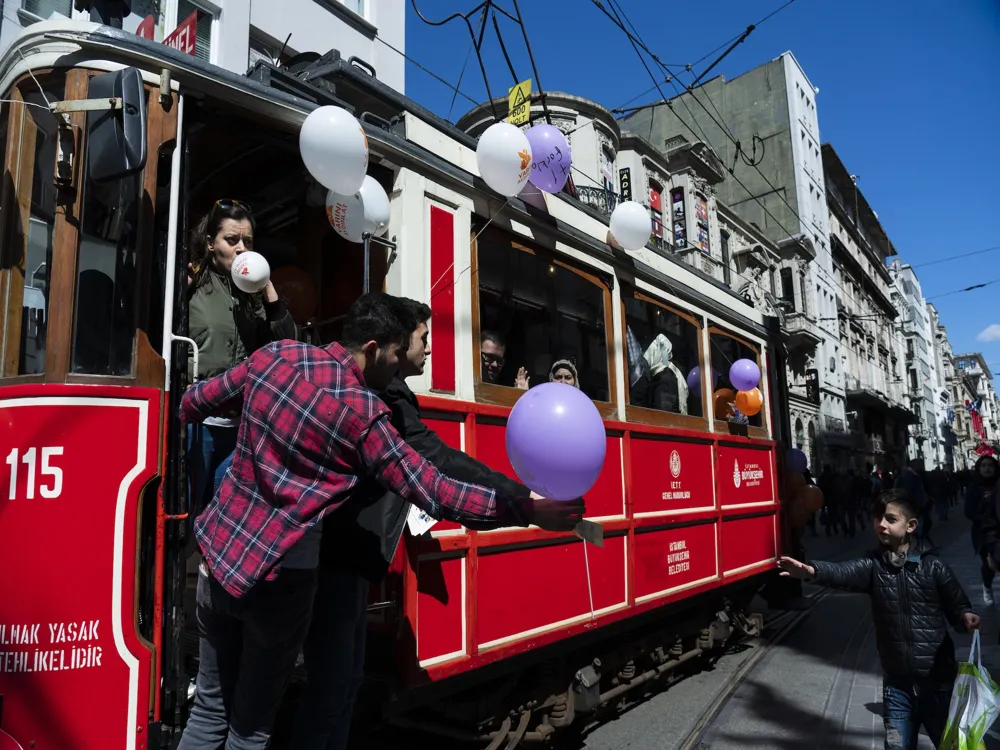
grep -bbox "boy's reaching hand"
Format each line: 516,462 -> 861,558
778,555 -> 816,580
962,612 -> 981,632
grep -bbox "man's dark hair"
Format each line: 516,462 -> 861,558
873,489 -> 919,520
481,330 -> 505,348
341,293 -> 417,351
399,298 -> 432,324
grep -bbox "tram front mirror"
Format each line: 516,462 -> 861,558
87,67 -> 147,182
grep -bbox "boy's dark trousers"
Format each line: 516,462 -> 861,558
882,675 -> 953,750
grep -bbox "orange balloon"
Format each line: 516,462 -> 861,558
787,470 -> 806,491
714,388 -> 735,419
271,265 -> 319,325
798,484 -> 824,514
735,388 -> 764,416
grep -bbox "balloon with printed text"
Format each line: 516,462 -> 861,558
477,122 -> 533,197
325,176 -> 391,243
609,200 -> 652,252
729,358 -> 761,392
230,251 -> 270,293
524,123 -> 572,193
299,105 -> 369,195
506,382 -> 607,501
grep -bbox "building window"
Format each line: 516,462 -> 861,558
780,267 -> 795,311
474,226 -> 612,405
649,182 -> 664,243
695,194 -> 710,253
671,188 -> 686,248
624,293 -> 703,424
339,0 -> 366,16
177,0 -> 214,63
22,0 -> 71,18
720,230 -> 731,285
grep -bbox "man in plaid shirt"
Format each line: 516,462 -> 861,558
177,293 -> 584,750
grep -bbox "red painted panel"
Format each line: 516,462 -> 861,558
429,206 -> 456,393
716,444 -> 775,506
423,415 -> 464,532
416,555 -> 465,662
476,422 -> 623,517
721,515 -> 777,574
0,387 -> 158,750
477,536 -> 626,645
630,437 -> 715,514
633,522 -> 718,599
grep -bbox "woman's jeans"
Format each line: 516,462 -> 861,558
188,424 -> 238,515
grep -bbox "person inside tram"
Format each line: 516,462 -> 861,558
480,329 -> 528,389
548,358 -> 580,388
186,199 -> 296,517
291,297 -> 584,750
642,333 -> 689,414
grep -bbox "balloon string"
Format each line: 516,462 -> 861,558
582,537 -> 595,621
430,197 -> 511,303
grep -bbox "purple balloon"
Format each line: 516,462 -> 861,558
505,382 -> 607,501
525,124 -> 572,194
686,366 -> 719,393
787,448 -> 808,473
729,358 -> 761,392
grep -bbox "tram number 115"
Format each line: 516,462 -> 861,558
5,447 -> 64,500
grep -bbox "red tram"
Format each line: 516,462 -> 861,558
0,20 -> 793,748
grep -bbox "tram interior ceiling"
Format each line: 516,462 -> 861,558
182,101 -> 395,339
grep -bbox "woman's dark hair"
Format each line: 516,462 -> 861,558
873,488 -> 919,520
341,293 -> 417,351
189,200 -> 255,290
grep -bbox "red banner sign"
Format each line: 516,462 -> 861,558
634,521 -> 718,601
164,11 -> 198,56
0,388 -> 158,749
135,14 -> 155,40
716,444 -> 774,507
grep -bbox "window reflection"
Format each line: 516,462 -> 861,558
624,295 -> 702,417
476,231 -> 610,402
709,328 -> 764,428
18,86 -> 63,375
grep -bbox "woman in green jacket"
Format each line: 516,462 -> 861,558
187,199 -> 296,513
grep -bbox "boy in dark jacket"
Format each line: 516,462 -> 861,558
779,489 -> 980,750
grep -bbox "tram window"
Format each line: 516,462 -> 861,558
624,294 -> 702,418
709,327 -> 764,429
15,86 -> 64,376
475,229 -> 611,403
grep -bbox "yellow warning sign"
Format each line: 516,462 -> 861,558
507,79 -> 532,125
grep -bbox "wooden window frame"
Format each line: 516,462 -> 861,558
0,69 -> 176,388
470,227 -> 617,419
707,324 -> 769,439
621,290 -> 709,432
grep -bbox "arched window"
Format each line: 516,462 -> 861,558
795,418 -> 805,449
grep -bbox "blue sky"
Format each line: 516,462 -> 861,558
403,0 -> 1000,365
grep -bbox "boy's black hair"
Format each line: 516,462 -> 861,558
341,293 -> 417,351
399,298 -> 432,324
872,488 -> 919,520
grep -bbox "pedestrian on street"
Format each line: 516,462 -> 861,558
963,454 -> 1000,606
779,489 -> 980,750
896,459 -> 932,541
176,294 -> 583,750
819,465 -> 841,536
288,299 -> 582,750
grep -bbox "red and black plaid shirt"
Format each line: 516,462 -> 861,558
181,340 -> 529,598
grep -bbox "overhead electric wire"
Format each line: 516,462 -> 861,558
910,245 -> 1000,269
373,35 -> 480,110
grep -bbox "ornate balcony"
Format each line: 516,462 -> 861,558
576,185 -> 619,217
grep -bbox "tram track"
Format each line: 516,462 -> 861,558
678,584 -> 838,749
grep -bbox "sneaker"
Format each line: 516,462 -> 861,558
984,585 -> 995,606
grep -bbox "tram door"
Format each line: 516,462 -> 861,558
0,65 -> 179,748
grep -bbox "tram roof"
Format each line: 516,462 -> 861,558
2,21 -> 775,338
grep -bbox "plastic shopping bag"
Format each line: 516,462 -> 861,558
940,630 -> 1000,750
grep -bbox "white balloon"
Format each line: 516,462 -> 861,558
609,200 -> 652,252
299,106 -> 369,195
476,122 -> 533,197
326,176 -> 391,243
231,251 -> 270,293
